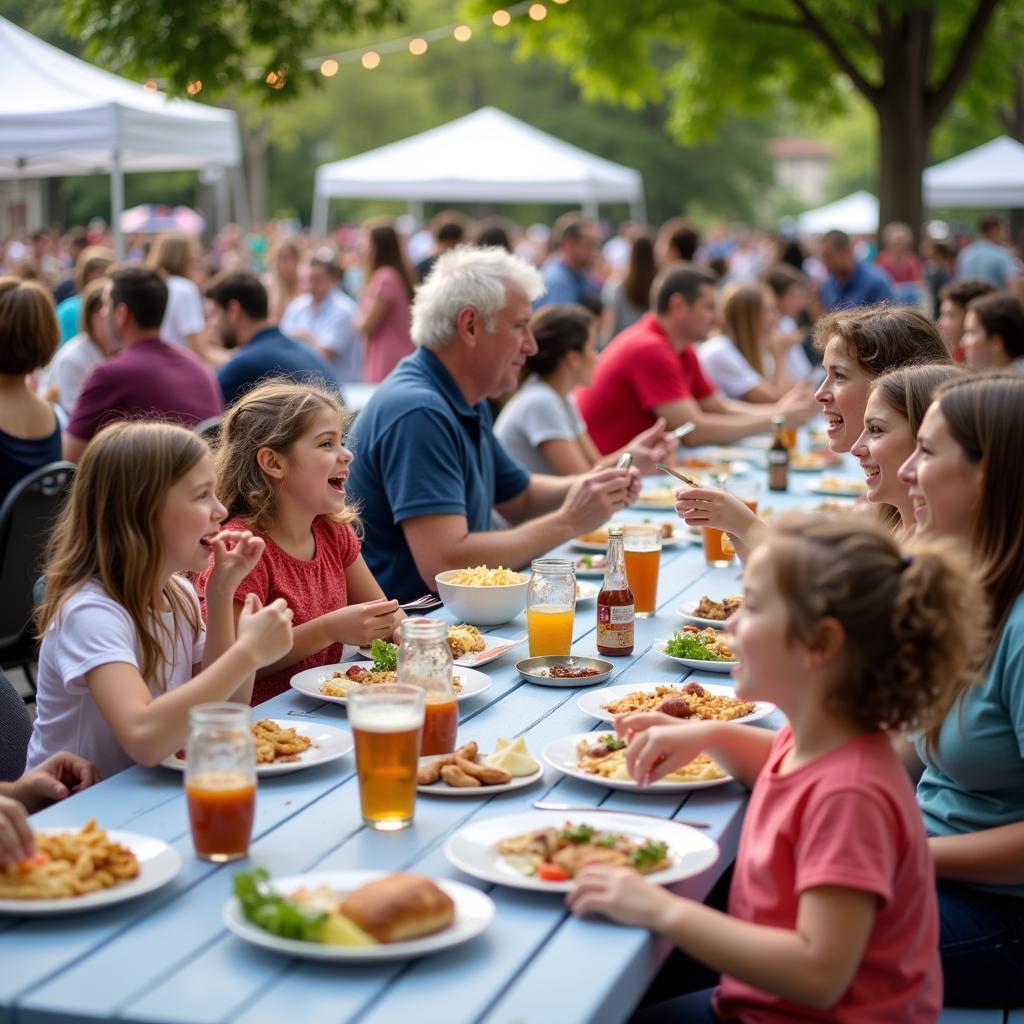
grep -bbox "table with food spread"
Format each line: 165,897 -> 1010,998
0,441 -> 866,1024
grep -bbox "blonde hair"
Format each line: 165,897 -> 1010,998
148,232 -> 195,278
721,283 -> 767,376
216,381 -> 358,535
758,512 -> 987,748
37,422 -> 205,689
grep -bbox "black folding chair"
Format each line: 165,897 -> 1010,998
0,668 -> 33,781
0,461 -> 75,694
195,415 -> 223,449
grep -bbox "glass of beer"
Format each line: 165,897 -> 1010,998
703,527 -> 734,568
622,524 -> 661,617
347,684 -> 424,832
724,476 -> 761,514
185,703 -> 257,862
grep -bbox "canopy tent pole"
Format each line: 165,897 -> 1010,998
110,148 -> 125,258
231,164 -> 251,233
312,190 -> 329,239
407,199 -> 424,224
582,198 -> 599,219
629,188 -> 647,225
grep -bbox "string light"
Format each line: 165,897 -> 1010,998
528,3 -> 547,19
320,58 -> 339,77
408,37 -> 428,55
453,24 -> 472,41
186,80 -> 202,95
492,9 -> 512,26
361,50 -> 381,69
142,80 -> 158,91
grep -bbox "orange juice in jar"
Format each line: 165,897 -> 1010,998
527,558 -> 576,656
396,618 -> 457,756
421,698 -> 459,757
527,606 -> 575,655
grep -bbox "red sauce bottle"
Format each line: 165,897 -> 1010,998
597,527 -> 635,657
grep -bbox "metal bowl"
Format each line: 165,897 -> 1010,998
515,655 -> 614,688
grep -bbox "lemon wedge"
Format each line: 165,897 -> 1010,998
319,912 -> 377,946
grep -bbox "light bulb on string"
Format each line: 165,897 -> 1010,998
142,80 -> 158,91
492,9 -> 512,27
528,3 -> 547,19
187,80 -> 202,95
361,50 -> 381,69
408,37 -> 428,55
320,59 -> 339,77
453,24 -> 472,41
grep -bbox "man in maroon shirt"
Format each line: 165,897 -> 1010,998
63,266 -> 223,463
577,263 -> 815,451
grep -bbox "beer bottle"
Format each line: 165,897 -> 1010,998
597,527 -> 635,657
768,415 -> 790,492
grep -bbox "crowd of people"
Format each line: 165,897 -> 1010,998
1,204 -> 1023,1020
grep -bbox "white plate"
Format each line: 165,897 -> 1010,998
290,663 -> 491,706
572,532 -> 682,553
161,720 -> 354,777
654,637 -> 737,674
811,479 -> 866,498
417,754 -> 544,796
223,870 -> 494,961
543,732 -> 734,793
359,633 -> 525,669
573,555 -> 607,578
676,600 -> 735,630
444,810 -> 719,893
575,581 -> 599,605
576,681 -> 775,725
0,828 -> 182,916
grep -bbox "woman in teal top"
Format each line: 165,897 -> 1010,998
898,373 -> 1024,1008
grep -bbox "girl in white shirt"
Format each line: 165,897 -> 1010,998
27,421 -> 294,779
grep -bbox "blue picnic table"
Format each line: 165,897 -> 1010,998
1,447 -> 854,1024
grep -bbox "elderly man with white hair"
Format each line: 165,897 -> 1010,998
346,245 -> 640,603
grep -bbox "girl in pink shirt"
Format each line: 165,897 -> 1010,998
568,513 -> 986,1023
199,381 -> 403,704
356,220 -> 415,383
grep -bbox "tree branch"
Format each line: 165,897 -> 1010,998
790,0 -> 881,103
926,0 -> 1002,128
707,0 -> 803,31
842,11 -> 881,52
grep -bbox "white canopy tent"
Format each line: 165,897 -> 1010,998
312,106 -> 646,235
0,16 -> 243,254
924,136 -> 1024,208
797,191 -> 879,236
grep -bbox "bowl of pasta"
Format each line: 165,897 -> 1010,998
435,566 -> 529,625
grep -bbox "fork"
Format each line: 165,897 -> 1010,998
399,594 -> 443,611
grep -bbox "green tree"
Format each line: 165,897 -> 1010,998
491,0 -> 1017,237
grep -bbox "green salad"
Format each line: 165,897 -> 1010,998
663,631 -> 731,662
370,639 -> 398,672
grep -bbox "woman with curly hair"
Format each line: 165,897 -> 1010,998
567,512 -> 986,1023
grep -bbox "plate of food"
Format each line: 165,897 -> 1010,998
444,810 -> 719,892
575,581 -> 599,605
290,661 -> 491,706
676,595 -> 743,629
811,475 -> 866,498
358,631 -> 525,670
788,450 -> 842,472
224,868 -> 494,962
576,680 -> 773,725
417,738 -> 543,796
677,455 -> 752,476
0,820 -> 182,915
654,628 -> 737,673
543,731 -> 732,793
573,523 -> 681,552
633,485 -> 679,510
161,719 -> 354,777
573,553 -> 607,578
515,656 -> 614,688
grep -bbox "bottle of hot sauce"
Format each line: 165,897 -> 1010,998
597,527 -> 634,657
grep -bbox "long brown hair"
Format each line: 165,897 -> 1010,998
721,283 -> 767,375
365,219 -> 415,301
760,513 -> 987,749
36,422 -> 205,689
814,304 -> 950,373
622,234 -> 656,310
215,380 -> 359,535
934,373 -> 1024,650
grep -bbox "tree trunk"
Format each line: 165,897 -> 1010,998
875,95 -> 928,241
243,121 -> 268,226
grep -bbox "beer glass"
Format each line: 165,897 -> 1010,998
724,476 -> 761,515
622,524 -> 661,617
185,703 -> 257,862
347,684 -> 425,831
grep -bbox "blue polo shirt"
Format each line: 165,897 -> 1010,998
820,261 -> 896,311
536,258 -> 596,309
217,325 -> 338,406
346,348 -> 530,602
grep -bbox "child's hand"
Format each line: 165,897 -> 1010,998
567,865 -> 676,930
624,723 -> 711,787
674,487 -> 760,541
237,594 -> 293,666
0,795 -> 34,867
330,599 -> 402,646
205,531 -> 265,596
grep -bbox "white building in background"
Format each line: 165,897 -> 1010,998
0,177 -> 44,236
770,138 -> 834,206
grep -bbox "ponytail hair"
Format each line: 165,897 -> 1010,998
760,513 -> 988,747
523,304 -> 592,378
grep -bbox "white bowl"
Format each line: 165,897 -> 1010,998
435,570 -> 528,625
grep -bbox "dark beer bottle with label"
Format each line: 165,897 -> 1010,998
768,415 -> 790,492
597,527 -> 635,657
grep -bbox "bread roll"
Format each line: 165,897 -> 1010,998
339,873 -> 455,943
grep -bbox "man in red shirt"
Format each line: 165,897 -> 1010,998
578,264 -> 814,451
63,266 -> 223,463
